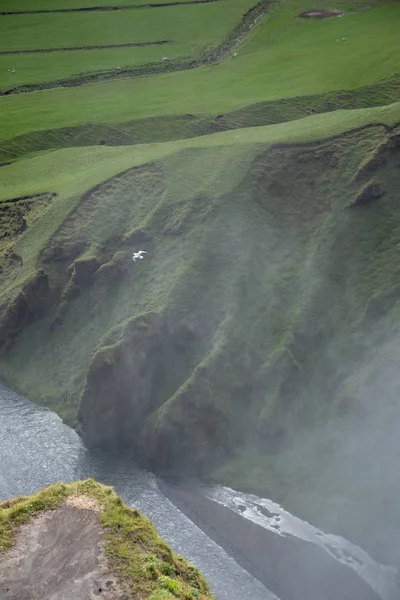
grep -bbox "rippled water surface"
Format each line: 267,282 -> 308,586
0,383 -> 277,600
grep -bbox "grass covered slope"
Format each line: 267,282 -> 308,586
1,0 -> 399,138
0,479 -> 214,599
1,0 -> 400,571
0,105 -> 397,415
2,112 -> 400,564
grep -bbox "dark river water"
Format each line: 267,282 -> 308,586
0,382 -> 398,600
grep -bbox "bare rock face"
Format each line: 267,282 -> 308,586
78,313 -> 170,452
78,311 -> 232,472
71,256 -> 101,286
0,270 -> 51,353
138,378 -> 232,472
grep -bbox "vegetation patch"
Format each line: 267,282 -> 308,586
2,75 -> 400,161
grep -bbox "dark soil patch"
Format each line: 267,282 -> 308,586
0,0 -> 221,15
0,41 -> 169,56
298,8 -> 343,18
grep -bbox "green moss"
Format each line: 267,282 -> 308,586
0,479 -> 214,600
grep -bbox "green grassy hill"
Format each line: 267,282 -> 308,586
1,0 -> 400,568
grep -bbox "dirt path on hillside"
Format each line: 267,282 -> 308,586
0,500 -> 123,600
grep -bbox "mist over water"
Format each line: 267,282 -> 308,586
267,347 -> 400,569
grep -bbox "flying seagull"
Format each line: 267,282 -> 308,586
132,250 -> 147,262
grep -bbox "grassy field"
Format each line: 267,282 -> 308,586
1,0 -> 399,141
1,0 -> 400,570
0,0 -> 255,90
0,0 -> 198,10
0,45 -> 191,89
0,2 -> 254,52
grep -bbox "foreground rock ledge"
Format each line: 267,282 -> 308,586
0,479 -> 214,600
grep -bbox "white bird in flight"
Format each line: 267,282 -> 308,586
132,250 -> 147,262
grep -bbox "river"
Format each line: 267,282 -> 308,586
0,382 -> 398,600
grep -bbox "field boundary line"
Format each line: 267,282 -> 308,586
0,0 -> 222,15
0,41 -> 170,56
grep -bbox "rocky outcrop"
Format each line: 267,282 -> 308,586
139,370 -> 232,472
0,270 -> 51,353
352,180 -> 385,206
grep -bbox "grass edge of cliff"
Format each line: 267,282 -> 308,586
0,478 -> 215,600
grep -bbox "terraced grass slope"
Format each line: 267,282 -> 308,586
1,0 -> 400,571
0,0 -> 258,91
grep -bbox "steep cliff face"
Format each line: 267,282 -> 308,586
1,122 -> 400,563
78,312 -> 202,454
73,126 -> 400,475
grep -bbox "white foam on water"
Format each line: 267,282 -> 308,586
205,485 -> 399,600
